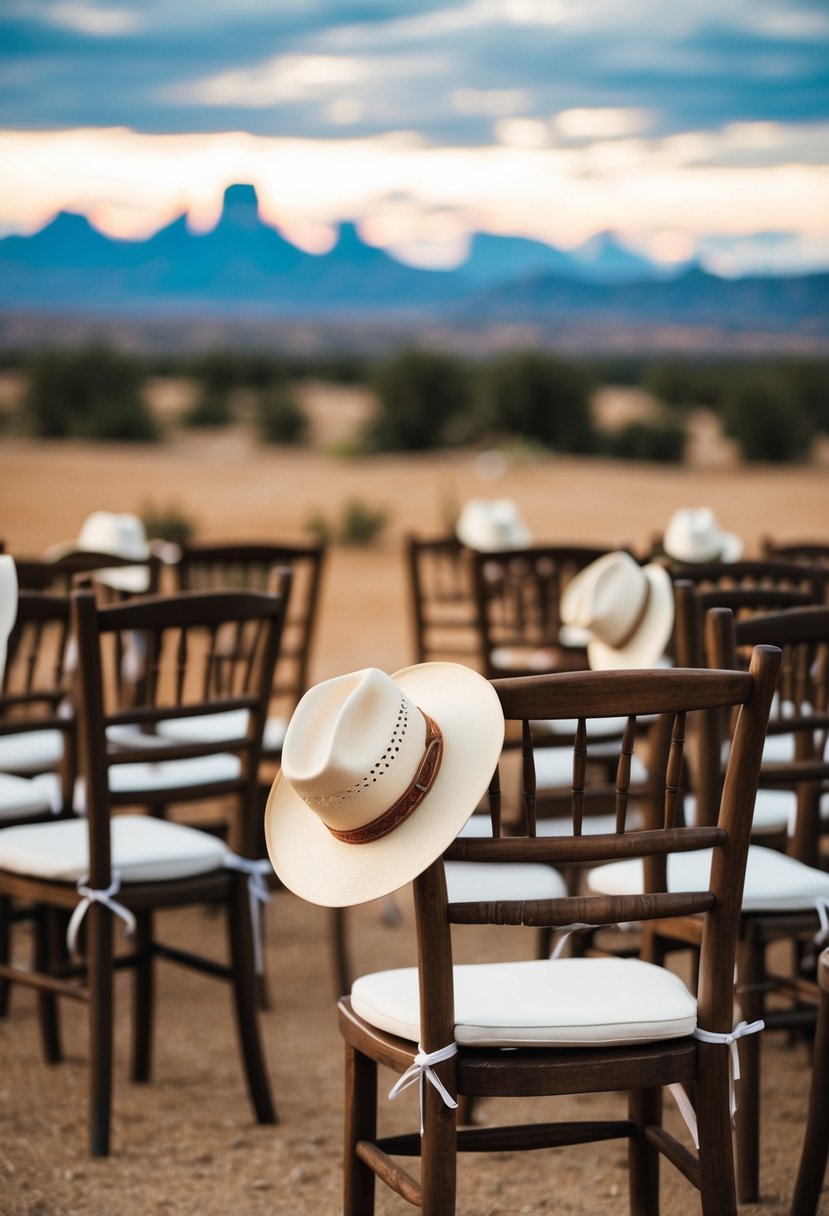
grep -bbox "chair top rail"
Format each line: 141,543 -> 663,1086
94,588 -> 283,632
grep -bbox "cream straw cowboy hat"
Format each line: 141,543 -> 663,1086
0,556 -> 18,683
456,498 -> 532,551
49,511 -> 152,593
560,551 -> 674,670
265,663 -> 505,907
663,507 -> 743,564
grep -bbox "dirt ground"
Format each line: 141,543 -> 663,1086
1,420 -> 828,1215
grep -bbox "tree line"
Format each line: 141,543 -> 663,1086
5,345 -> 828,465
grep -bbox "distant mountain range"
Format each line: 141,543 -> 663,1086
0,183 -> 826,345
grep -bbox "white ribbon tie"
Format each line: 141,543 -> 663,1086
669,1018 -> 764,1149
223,855 -> 272,976
388,1042 -> 459,1136
66,871 -> 137,956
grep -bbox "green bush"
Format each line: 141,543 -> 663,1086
140,501 -> 197,546
305,498 -> 388,547
481,352 -> 596,453
603,419 -> 686,463
255,384 -> 307,445
368,349 -> 473,451
24,347 -> 157,441
723,376 -> 813,463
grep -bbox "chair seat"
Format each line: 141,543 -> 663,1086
0,772 -> 58,821
107,753 -> 242,795
0,729 -> 64,773
155,710 -> 288,755
351,956 -> 697,1047
684,790 -> 798,837
445,861 -> 567,903
587,845 -> 829,913
534,745 -> 648,788
0,813 -> 229,882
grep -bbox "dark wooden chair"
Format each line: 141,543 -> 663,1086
791,946 -> 829,1215
172,540 -> 325,753
761,537 -> 829,570
338,648 -> 779,1215
672,579 -> 824,838
14,549 -> 162,600
661,558 -> 826,604
405,533 -> 480,666
0,585 -> 283,1155
469,543 -> 619,679
593,603 -> 829,1203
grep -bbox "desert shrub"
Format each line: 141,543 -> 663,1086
368,349 -> 473,451
480,352 -> 596,453
771,358 -> 829,434
603,419 -> 686,463
255,384 -> 307,445
643,361 -> 700,408
305,498 -> 388,547
140,501 -> 197,546
183,352 -> 242,427
723,376 -> 813,463
24,347 -> 156,441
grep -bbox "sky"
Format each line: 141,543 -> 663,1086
1,0 -> 828,275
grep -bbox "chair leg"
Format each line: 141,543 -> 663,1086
87,900 -> 114,1158
735,935 -> 764,1204
131,910 -> 154,1083
226,874 -> 277,1125
331,906 -> 350,997
420,1067 -> 458,1216
343,1042 -> 377,1216
791,990 -> 829,1216
628,1086 -> 661,1216
35,905 -> 63,1064
0,895 -> 11,1017
696,1040 -> 738,1216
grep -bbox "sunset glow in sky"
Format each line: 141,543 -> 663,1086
1,0 -> 828,274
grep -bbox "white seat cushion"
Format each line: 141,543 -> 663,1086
0,813 -> 229,882
0,773 -> 56,821
156,711 -> 287,755
536,810 -> 644,836
535,746 -> 648,789
445,861 -> 567,903
683,790 -> 796,837
587,845 -> 829,913
0,729 -> 64,774
351,957 -> 697,1046
108,753 -> 241,795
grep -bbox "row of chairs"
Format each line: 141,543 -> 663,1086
0,538 -> 326,1156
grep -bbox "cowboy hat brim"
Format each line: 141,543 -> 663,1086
586,563 -> 674,671
264,662 -> 505,908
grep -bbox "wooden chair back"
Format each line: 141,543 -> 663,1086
705,604 -> 829,863
173,541 -> 325,722
405,533 -> 479,666
469,544 -> 618,678
761,537 -> 829,568
72,586 -> 286,864
426,653 -> 780,1053
13,551 -> 162,601
2,589 -> 76,813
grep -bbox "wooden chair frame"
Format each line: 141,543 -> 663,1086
339,650 -> 780,1215
791,947 -> 829,1215
0,586 -> 284,1155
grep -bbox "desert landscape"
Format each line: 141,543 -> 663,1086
1,397 -> 828,1215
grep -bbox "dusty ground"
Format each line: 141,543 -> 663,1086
1,413 -> 828,1215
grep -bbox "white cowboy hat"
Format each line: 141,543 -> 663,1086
456,498 -> 532,552
663,507 -> 743,564
560,551 -> 674,670
49,511 -> 151,593
265,663 -> 505,907
0,556 -> 18,682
